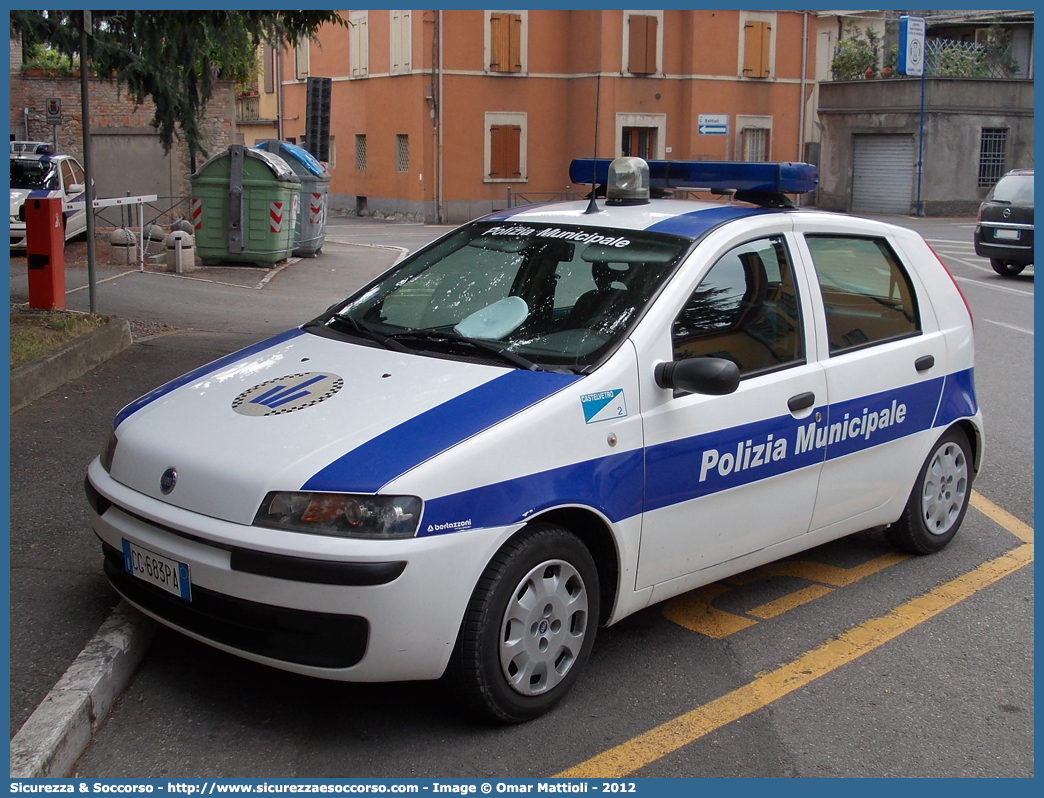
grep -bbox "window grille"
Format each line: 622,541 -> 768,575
396,135 -> 409,172
356,135 -> 367,170
977,128 -> 1007,187
742,128 -> 769,162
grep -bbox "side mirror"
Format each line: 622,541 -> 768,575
68,183 -> 85,194
654,358 -> 740,396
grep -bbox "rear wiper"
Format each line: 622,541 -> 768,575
318,314 -> 411,353
390,328 -> 543,371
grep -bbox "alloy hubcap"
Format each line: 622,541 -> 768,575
921,441 -> 968,535
499,559 -> 589,696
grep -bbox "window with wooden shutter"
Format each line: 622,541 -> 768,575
489,125 -> 522,179
628,15 -> 658,74
350,12 -> 369,78
294,42 -> 309,80
263,44 -> 275,93
390,10 -> 412,74
490,13 -> 522,73
743,20 -> 771,78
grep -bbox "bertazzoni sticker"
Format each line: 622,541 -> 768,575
581,389 -> 627,424
232,373 -> 343,416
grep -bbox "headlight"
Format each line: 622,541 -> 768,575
100,429 -> 118,472
253,491 -> 422,539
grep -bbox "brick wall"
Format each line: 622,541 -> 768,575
11,67 -> 236,198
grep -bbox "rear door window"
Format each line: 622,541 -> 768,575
804,235 -> 920,354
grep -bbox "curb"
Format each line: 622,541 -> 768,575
10,318 -> 133,414
10,602 -> 157,778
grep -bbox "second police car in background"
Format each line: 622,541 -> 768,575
10,148 -> 92,249
85,157 -> 983,722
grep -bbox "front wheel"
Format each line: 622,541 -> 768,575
991,258 -> 1026,277
446,524 -> 599,723
885,427 -> 973,554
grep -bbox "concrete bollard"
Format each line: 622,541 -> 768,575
144,224 -> 167,258
108,228 -> 138,266
164,231 -> 195,274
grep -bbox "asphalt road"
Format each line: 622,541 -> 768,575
8,215 -> 1033,778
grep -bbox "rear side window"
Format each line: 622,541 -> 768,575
804,235 -> 919,355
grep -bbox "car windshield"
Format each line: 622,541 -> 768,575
11,159 -> 59,190
988,174 -> 1034,205
326,221 -> 692,371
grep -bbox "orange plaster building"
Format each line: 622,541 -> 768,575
260,10 -> 816,223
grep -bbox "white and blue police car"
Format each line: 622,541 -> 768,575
86,157 -> 983,722
10,150 -> 92,249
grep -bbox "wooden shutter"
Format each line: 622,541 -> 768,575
491,13 -> 522,73
489,125 -> 522,178
263,44 -> 274,93
629,15 -> 657,74
391,10 -> 411,73
350,14 -> 369,77
743,21 -> 771,78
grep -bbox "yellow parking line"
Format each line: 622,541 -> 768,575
660,583 -> 757,638
748,584 -> 834,620
970,490 -> 1033,543
557,499 -> 1033,778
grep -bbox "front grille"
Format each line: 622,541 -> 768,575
103,544 -> 369,669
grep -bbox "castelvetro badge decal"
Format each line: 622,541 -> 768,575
232,373 -> 343,416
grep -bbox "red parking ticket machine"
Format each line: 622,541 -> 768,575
25,196 -> 66,310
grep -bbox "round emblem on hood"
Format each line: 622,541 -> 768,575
232,372 -> 343,417
160,468 -> 177,494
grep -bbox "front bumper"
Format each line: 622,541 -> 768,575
85,458 -> 514,681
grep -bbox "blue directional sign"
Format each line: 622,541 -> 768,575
698,114 -> 728,136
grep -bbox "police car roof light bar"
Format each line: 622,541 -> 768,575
569,159 -> 819,209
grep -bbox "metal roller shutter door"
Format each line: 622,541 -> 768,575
851,135 -> 915,214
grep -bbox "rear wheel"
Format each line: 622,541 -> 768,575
991,258 -> 1026,276
885,427 -> 972,554
446,524 -> 599,723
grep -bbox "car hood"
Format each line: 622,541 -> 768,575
10,188 -> 34,216
107,327 -> 577,525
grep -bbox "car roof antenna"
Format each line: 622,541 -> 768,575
585,74 -> 601,215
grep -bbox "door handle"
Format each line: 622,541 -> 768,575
788,391 -> 816,412
915,355 -> 935,372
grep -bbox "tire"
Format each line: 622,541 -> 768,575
885,427 -> 973,554
991,258 -> 1026,277
446,524 -> 599,723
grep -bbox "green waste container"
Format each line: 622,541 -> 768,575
255,140 -> 332,257
190,145 -> 301,267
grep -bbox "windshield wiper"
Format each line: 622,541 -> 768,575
390,328 -> 543,371
309,314 -> 411,353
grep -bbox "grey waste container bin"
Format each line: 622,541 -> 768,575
255,141 -> 332,257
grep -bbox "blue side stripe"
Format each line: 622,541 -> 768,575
933,368 -> 977,427
114,328 -> 306,429
646,206 -> 774,238
303,370 -> 581,494
419,449 -> 644,535
421,371 -> 971,536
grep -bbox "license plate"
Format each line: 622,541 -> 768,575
122,539 -> 191,601
995,228 -> 1021,240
